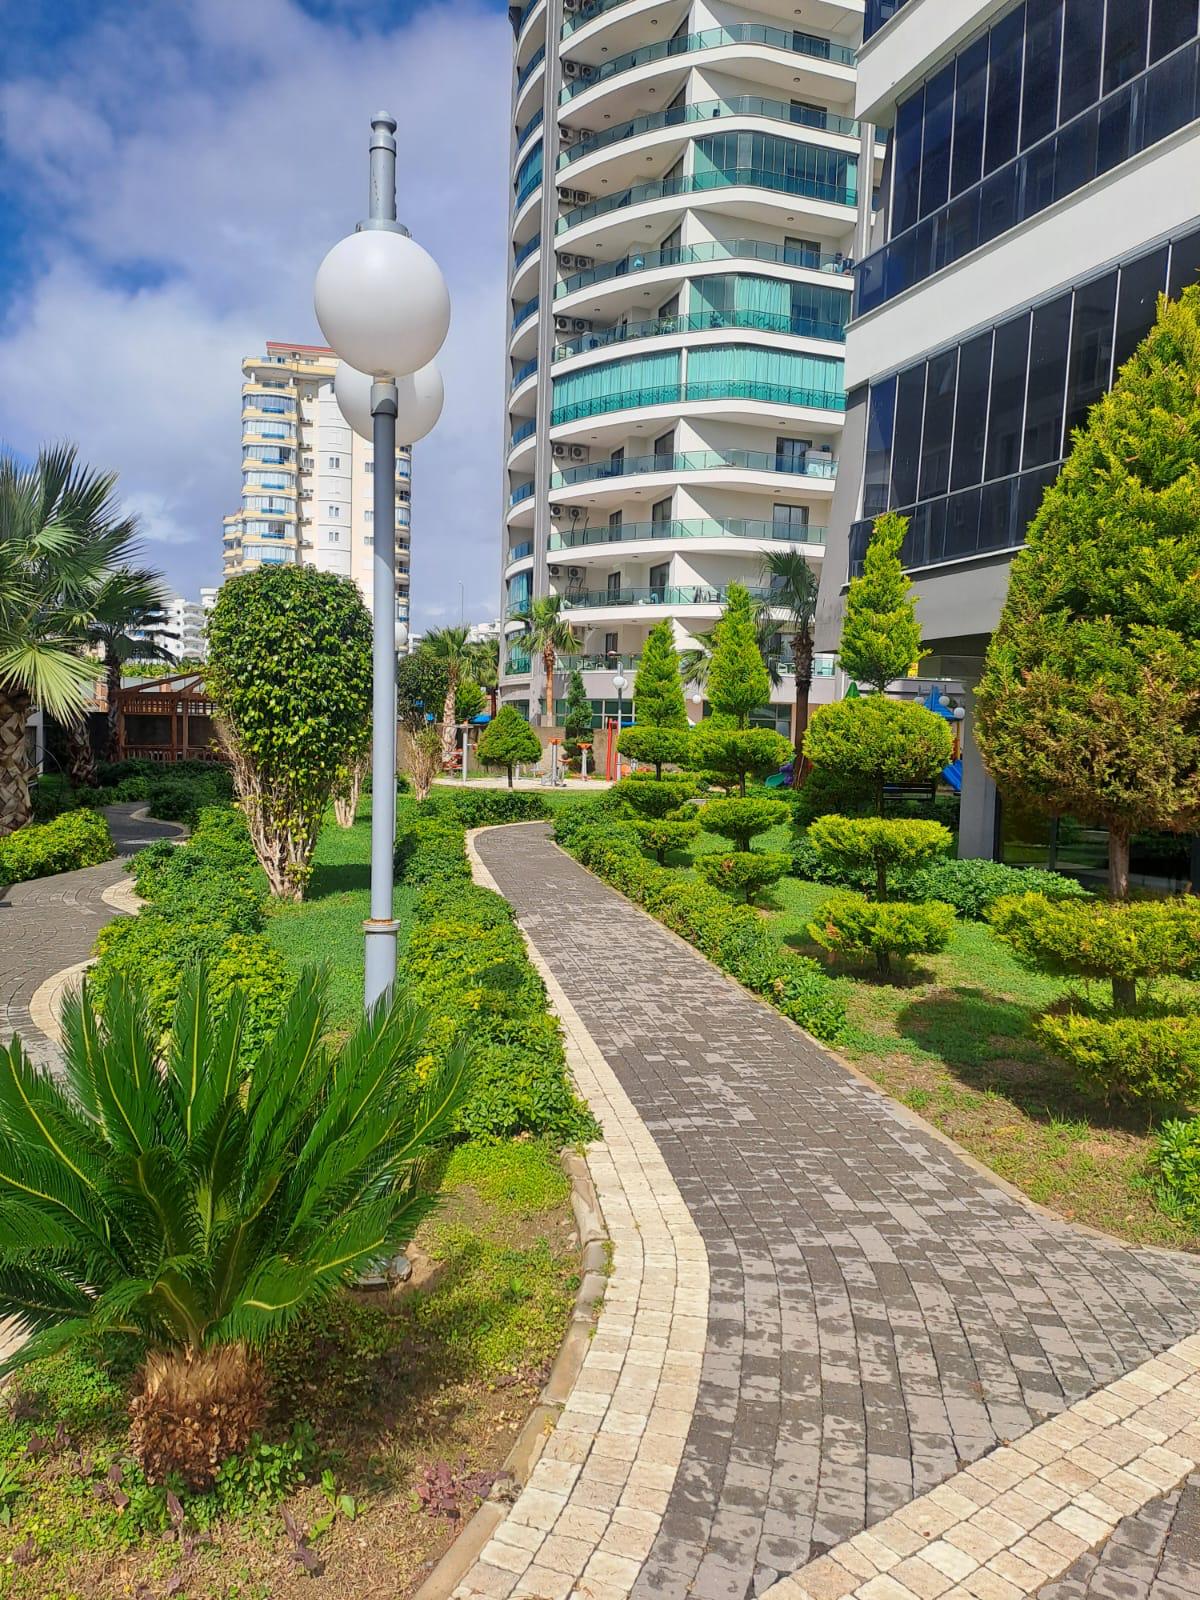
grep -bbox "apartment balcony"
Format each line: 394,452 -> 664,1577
548,517 -> 828,560
548,446 -> 838,505
549,377 -> 847,433
558,581 -> 789,625
552,306 -> 846,368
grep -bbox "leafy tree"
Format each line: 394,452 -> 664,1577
456,679 -> 487,724
633,620 -> 687,727
396,649 -> 446,732
513,594 -> 579,723
808,893 -> 954,977
0,445 -> 140,832
806,814 -> 952,901
633,817 -> 699,865
804,696 -> 952,815
612,773 -> 695,818
696,848 -> 789,905
469,635 -> 500,716
976,286 -> 1200,898
423,627 -> 475,767
689,722 -> 792,798
562,669 -> 593,762
617,723 -> 691,778
206,567 -> 372,900
838,512 -> 926,692
705,583 -> 770,725
477,704 -> 541,787
400,727 -> 442,801
697,795 -> 789,853
0,966 -> 473,1486
762,548 -> 819,788
333,718 -> 372,828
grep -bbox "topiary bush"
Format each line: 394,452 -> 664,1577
393,814 -> 473,888
805,815 -> 952,900
804,696 -> 952,813
688,724 -> 792,797
0,808 -> 114,888
808,893 -> 955,976
1152,1117 -> 1200,1221
421,789 -> 552,827
904,859 -> 1089,920
476,706 -> 542,787
633,818 -> 699,865
617,724 -> 692,778
696,795 -> 789,853
695,849 -> 790,905
145,766 -> 235,825
611,774 -> 696,820
1035,1013 -> 1200,1112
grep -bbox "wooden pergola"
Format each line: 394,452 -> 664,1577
116,673 -> 225,763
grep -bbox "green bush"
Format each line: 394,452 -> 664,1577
551,793 -> 618,848
804,697 -> 952,809
791,765 -> 959,830
1152,1118 -> 1200,1220
616,724 -> 692,777
805,815 -> 952,900
1035,1013 -> 1200,1111
611,774 -> 696,820
633,818 -> 699,865
0,808 -> 114,887
394,814 -> 473,887
30,774 -> 79,821
145,767 -> 234,824
688,723 -> 792,795
422,789 -> 552,827
695,849 -> 790,905
905,859 -> 1089,920
790,835 -> 879,892
808,892 -> 954,976
696,795 -> 789,852
476,705 -> 542,786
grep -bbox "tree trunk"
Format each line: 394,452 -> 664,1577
66,718 -> 98,789
876,947 -> 891,978
790,634 -> 814,790
333,753 -> 367,828
0,688 -> 34,835
506,764 -> 514,789
440,676 -> 458,769
104,654 -> 122,762
543,648 -> 556,724
1108,828 -> 1131,900
876,859 -> 887,902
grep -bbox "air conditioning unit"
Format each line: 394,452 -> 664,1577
572,318 -> 591,333
552,442 -> 570,459
558,187 -> 590,205
569,445 -> 588,460
550,504 -> 565,517
549,564 -> 562,576
571,254 -> 593,269
562,60 -> 584,78
567,567 -> 584,579
553,315 -> 574,333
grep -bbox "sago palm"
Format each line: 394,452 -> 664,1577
514,595 -> 579,723
423,625 -> 475,767
761,549 -> 819,787
0,965 -> 473,1487
0,446 -> 140,830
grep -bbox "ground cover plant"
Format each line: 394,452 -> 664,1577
0,806 -> 113,888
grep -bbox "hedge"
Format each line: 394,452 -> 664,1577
0,808 -> 114,888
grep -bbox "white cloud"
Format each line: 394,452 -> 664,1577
0,0 -> 511,627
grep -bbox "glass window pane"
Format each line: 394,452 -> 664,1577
1169,226 -> 1200,297
1053,105 -> 1099,200
1065,270 -> 1117,436
979,162 -> 1019,246
890,364 -> 927,508
919,63 -> 955,218
985,312 -> 1031,481
919,350 -> 957,499
1096,82 -> 1134,176
951,331 -> 993,491
892,89 -> 924,235
1022,292 -> 1071,468
1144,40 -> 1199,149
951,37 -> 989,196
1113,246 -> 1169,373
1104,0 -> 1150,94
945,487 -> 982,559
985,7 -> 1026,175
978,478 -> 1019,554
1151,0 -> 1198,61
863,376 -> 897,517
1016,464 -> 1059,545
1021,0 -> 1063,149
1060,0 -> 1103,117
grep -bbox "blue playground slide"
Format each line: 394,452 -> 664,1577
942,759 -> 963,793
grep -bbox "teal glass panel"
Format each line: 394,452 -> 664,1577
552,351 -> 681,412
685,343 -> 843,400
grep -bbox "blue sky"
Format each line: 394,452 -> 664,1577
0,0 -> 512,627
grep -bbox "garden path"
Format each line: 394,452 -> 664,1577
0,802 -> 181,1070
471,823 -> 1200,1600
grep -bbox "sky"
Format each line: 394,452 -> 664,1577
0,0 -> 512,630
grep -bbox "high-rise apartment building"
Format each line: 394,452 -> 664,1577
819,0 -> 1200,854
499,0 -> 879,727
222,341 -> 414,629
128,592 -> 210,664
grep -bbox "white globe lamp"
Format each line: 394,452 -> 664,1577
335,360 -> 444,445
314,229 -> 450,378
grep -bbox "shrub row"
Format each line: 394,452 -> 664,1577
0,808 -> 114,888
32,759 -> 234,826
556,809 -> 847,1044
397,805 -> 597,1144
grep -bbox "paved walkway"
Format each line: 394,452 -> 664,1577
472,825 -> 1200,1600
0,803 -> 180,1067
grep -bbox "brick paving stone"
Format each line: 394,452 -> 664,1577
474,826 -> 1200,1600
1033,1472 -> 1200,1600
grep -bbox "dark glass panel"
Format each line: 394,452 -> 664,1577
1169,227 -> 1200,296
951,37 -> 989,196
1150,0 -> 1198,61
1053,105 -> 1099,200
985,313 -> 1031,481
978,477 -> 1019,553
985,7 -> 1026,174
1059,0 -> 1103,117
1019,140 -> 1058,222
925,496 -> 948,566
1096,81 -> 1135,175
1112,246 -> 1169,373
937,188 -> 981,269
944,488 -> 982,559
951,331 -> 992,491
904,501 -> 932,568
1015,464 -> 1058,545
863,376 -> 897,517
1022,292 -> 1071,468
919,63 -> 955,218
1104,0 -> 1150,93
1021,0 -> 1064,149
892,89 -> 924,235
919,350 -> 957,499
1144,37 -> 1199,148
978,163 -> 1018,247
890,364 -> 926,508
1064,270 -> 1117,436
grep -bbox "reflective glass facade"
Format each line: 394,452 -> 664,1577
848,221 -> 1200,573
864,0 -> 910,42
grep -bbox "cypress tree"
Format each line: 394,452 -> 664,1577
838,511 -> 926,692
706,583 -> 770,727
562,669 -> 593,761
976,285 -> 1200,898
632,620 -> 688,727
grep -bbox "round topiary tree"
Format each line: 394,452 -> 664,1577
688,724 -> 793,798
633,620 -> 688,728
617,723 -> 691,779
804,697 -> 952,815
476,705 -> 542,787
633,817 -> 699,865
206,566 -> 372,901
696,848 -> 790,905
611,773 -> 695,818
697,796 -> 789,853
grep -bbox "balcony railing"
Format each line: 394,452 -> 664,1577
510,482 -> 535,505
511,294 -> 539,332
558,165 -> 857,234
515,171 -> 542,209
508,540 -> 534,563
563,583 -> 776,609
558,237 -> 853,297
558,98 -> 861,169
559,25 -> 856,103
506,653 -> 533,674
560,0 -> 631,39
513,235 -> 540,275
550,378 -> 846,426
551,447 -> 836,488
516,44 -> 545,90
516,107 -> 544,149
510,417 -> 537,448
554,306 -> 846,360
549,518 -> 828,548
559,653 -> 642,670
511,355 -> 538,389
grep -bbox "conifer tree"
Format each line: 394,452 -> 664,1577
562,669 -> 593,762
706,583 -> 770,726
838,511 -> 926,692
632,620 -> 688,727
976,285 -> 1200,898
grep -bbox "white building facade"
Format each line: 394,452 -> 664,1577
222,342 -> 414,629
818,0 -> 1200,855
499,0 -> 878,727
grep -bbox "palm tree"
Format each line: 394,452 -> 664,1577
514,594 -> 579,723
679,600 -> 779,698
0,446 -> 140,832
761,548 -> 819,787
87,568 -> 173,763
469,635 -> 500,717
0,965 -> 473,1487
423,625 -> 475,766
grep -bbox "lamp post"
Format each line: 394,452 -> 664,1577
314,112 -> 450,1011
612,671 -> 628,780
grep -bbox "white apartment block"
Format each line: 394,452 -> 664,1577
499,0 -> 879,728
818,0 -> 1200,855
128,592 -> 209,664
221,341 -> 414,629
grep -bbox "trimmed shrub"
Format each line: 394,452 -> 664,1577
611,774 -> 696,820
688,724 -> 792,796
790,834 -> 878,892
695,849 -> 790,905
905,859 -> 1089,920
633,818 -> 699,865
805,815 -> 952,900
0,808 -> 114,888
1035,1013 -> 1200,1111
804,697 -> 952,812
808,892 -> 955,976
394,814 -> 473,888
476,706 -> 542,787
617,724 -> 692,778
145,767 -> 234,825
1152,1118 -> 1200,1221
422,789 -> 552,827
696,795 -> 789,852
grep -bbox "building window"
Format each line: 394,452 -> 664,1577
328,455 -> 341,469
364,509 -> 374,523
328,529 -> 340,544
327,504 -> 341,518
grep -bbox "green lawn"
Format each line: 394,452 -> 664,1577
265,795 -> 417,1034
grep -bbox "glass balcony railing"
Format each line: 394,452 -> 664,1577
515,172 -> 542,209
864,0 -> 910,42
510,482 -> 535,505
506,652 -> 533,674
511,356 -> 538,389
560,25 -> 856,104
558,98 -> 861,169
550,447 -> 837,488
549,518 -> 828,548
560,0 -> 630,39
511,294 -> 539,332
550,379 -> 846,426
510,417 -> 537,448
557,238 -> 854,297
554,306 -> 846,360
516,44 -> 545,90
513,236 -> 540,275
516,108 -> 544,149
557,166 -> 857,234
563,583 -> 776,609
559,653 -> 642,670
508,541 -> 534,563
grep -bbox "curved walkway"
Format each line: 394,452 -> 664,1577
0,803 -> 181,1068
473,824 -> 1200,1600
